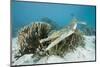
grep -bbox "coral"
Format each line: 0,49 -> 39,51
47,29 -> 85,56
17,18 -> 85,58
40,18 -> 78,51
17,22 -> 52,55
39,18 -> 85,56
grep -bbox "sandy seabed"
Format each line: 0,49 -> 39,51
12,35 -> 95,65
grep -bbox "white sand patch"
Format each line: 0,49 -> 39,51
12,35 -> 96,65
12,37 -> 20,63
36,55 -> 65,64
12,54 -> 34,65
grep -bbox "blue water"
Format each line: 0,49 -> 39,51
11,1 -> 96,37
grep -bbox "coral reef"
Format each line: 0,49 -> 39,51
17,22 -> 52,55
17,18 -> 85,58
48,30 -> 85,56
40,18 -> 85,56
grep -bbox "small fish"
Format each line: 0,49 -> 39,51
79,21 -> 87,25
